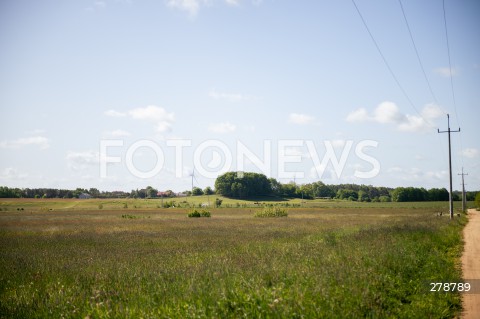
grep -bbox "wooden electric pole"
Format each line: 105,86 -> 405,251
438,114 -> 460,219
458,168 -> 468,213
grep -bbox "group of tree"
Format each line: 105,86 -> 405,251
1,172 -> 478,203
212,172 -> 477,202
214,172 -> 272,198
0,186 -> 128,199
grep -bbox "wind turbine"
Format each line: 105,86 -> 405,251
189,167 -> 199,196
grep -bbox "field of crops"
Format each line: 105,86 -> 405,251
0,199 -> 469,318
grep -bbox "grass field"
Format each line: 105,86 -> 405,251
0,198 -> 469,318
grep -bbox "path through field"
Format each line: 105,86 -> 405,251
462,209 -> 480,318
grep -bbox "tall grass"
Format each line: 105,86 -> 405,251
0,205 -> 466,318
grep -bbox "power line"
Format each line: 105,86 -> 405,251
442,0 -> 465,169
350,0 -> 435,128
397,0 -> 444,111
442,0 -> 460,124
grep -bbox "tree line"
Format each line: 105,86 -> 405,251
214,172 -> 476,202
1,171 -> 477,202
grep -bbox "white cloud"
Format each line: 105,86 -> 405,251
462,148 -> 479,158
434,67 -> 458,77
105,106 -> 175,133
105,129 -> 131,137
166,0 -> 203,16
0,136 -> 50,149
387,166 -> 448,183
128,105 -> 175,133
346,102 -> 443,133
66,151 -> 101,171
104,109 -> 127,117
0,167 -> 28,181
421,103 -> 444,119
345,108 -> 369,122
372,101 -> 406,124
209,89 -> 255,102
288,113 -> 315,125
166,0 -> 263,16
225,0 -> 240,5
208,121 -> 236,133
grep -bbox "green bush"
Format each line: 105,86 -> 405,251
254,207 -> 288,218
188,209 -> 211,218
475,192 -> 480,209
163,200 -> 176,208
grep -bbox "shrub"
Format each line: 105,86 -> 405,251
122,214 -> 139,219
98,204 -> 103,209
163,200 -> 176,208
379,195 -> 391,202
121,214 -> 149,219
188,209 -> 211,218
254,207 -> 288,218
200,210 -> 211,217
475,192 -> 480,209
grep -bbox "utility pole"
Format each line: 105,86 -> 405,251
458,167 -> 468,213
438,114 -> 460,219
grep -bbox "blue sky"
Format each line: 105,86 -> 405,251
0,0 -> 479,192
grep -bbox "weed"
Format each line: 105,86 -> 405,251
254,207 -> 288,217
188,209 -> 211,218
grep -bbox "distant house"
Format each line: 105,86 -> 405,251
79,193 -> 92,199
157,191 -> 169,197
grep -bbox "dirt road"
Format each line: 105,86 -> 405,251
462,209 -> 480,318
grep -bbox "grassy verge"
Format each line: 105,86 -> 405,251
0,205 -> 466,318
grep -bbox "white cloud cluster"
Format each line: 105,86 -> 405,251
65,150 -> 101,171
105,105 -> 175,133
346,102 -> 443,132
288,113 -> 315,125
0,136 -> 50,149
208,121 -> 236,133
0,167 -> 28,181
128,105 -> 175,133
388,166 -> 448,183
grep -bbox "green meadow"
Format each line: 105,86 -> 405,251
0,198 -> 470,318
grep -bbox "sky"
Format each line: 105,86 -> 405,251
0,0 -> 479,193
